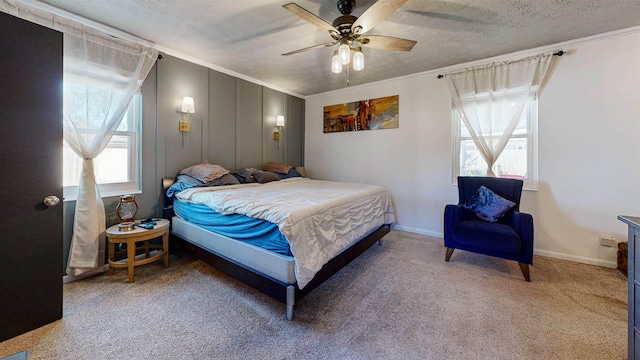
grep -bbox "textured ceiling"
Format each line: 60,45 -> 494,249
37,0 -> 640,96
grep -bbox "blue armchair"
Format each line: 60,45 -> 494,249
444,176 -> 534,281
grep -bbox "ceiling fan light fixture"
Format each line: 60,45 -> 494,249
353,48 -> 364,71
338,40 -> 351,65
331,50 -> 343,73
283,0 -> 416,80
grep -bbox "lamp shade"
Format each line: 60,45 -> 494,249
276,115 -> 285,127
353,48 -> 364,71
338,42 -> 350,65
331,51 -> 343,73
181,97 -> 195,113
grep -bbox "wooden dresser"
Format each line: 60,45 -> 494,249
618,215 -> 640,360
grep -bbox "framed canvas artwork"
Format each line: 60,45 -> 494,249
323,95 -> 399,133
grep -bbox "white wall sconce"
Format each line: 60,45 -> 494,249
274,115 -> 285,148
181,96 -> 195,145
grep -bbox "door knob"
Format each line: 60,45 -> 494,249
43,195 -> 60,207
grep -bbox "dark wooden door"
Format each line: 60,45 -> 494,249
0,12 -> 63,342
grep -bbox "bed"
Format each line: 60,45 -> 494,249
164,162 -> 395,320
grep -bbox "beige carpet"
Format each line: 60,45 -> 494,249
0,230 -> 627,359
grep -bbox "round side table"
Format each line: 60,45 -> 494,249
107,218 -> 169,283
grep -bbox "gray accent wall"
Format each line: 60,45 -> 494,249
263,87 -> 285,165
207,70 -> 236,170
235,79 -> 264,169
140,61 -> 160,219
157,55 -> 206,177
286,96 -> 305,167
153,53 -> 305,182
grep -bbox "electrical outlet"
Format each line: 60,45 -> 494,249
599,234 -> 617,247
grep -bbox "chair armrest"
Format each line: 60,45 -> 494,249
511,211 -> 533,242
511,210 -> 534,262
444,204 -> 464,241
445,204 -> 464,223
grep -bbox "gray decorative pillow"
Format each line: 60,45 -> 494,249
204,173 -> 240,186
253,170 -> 280,184
179,161 -> 229,183
236,168 -> 258,183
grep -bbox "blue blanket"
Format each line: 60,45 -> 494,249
173,199 -> 292,256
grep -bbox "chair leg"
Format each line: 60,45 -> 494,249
445,247 -> 454,262
518,262 -> 531,282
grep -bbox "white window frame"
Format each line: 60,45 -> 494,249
63,93 -> 142,201
452,97 -> 538,190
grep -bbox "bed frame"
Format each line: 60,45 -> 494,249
163,177 -> 391,320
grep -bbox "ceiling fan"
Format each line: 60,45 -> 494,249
282,0 -> 416,72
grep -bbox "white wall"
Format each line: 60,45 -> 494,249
304,28 -> 640,268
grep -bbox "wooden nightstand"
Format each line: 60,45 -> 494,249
107,218 -> 169,283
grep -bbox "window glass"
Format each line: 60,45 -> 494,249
453,98 -> 537,189
63,93 -> 141,200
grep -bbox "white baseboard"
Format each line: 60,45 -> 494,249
392,225 -> 618,269
63,250 -> 166,283
63,265 -> 108,284
533,249 -> 617,269
393,224 -> 443,238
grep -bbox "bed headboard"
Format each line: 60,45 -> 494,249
162,177 -> 176,219
162,177 -> 175,194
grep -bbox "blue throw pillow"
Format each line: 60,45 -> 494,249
275,168 -> 303,180
463,185 -> 516,222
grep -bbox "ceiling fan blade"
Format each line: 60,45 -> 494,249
283,3 -> 337,33
359,35 -> 416,51
282,41 -> 337,56
352,0 -> 408,35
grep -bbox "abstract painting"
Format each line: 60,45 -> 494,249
323,95 -> 399,133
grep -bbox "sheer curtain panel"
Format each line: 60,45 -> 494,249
0,0 -> 158,276
63,29 -> 156,276
445,53 -> 558,176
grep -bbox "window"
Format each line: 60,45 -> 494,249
452,97 -> 538,189
63,93 -> 141,200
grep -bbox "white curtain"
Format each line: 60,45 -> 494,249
1,0 -> 158,275
445,53 -> 558,176
63,32 -> 157,275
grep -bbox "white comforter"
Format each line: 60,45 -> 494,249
175,177 -> 395,288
